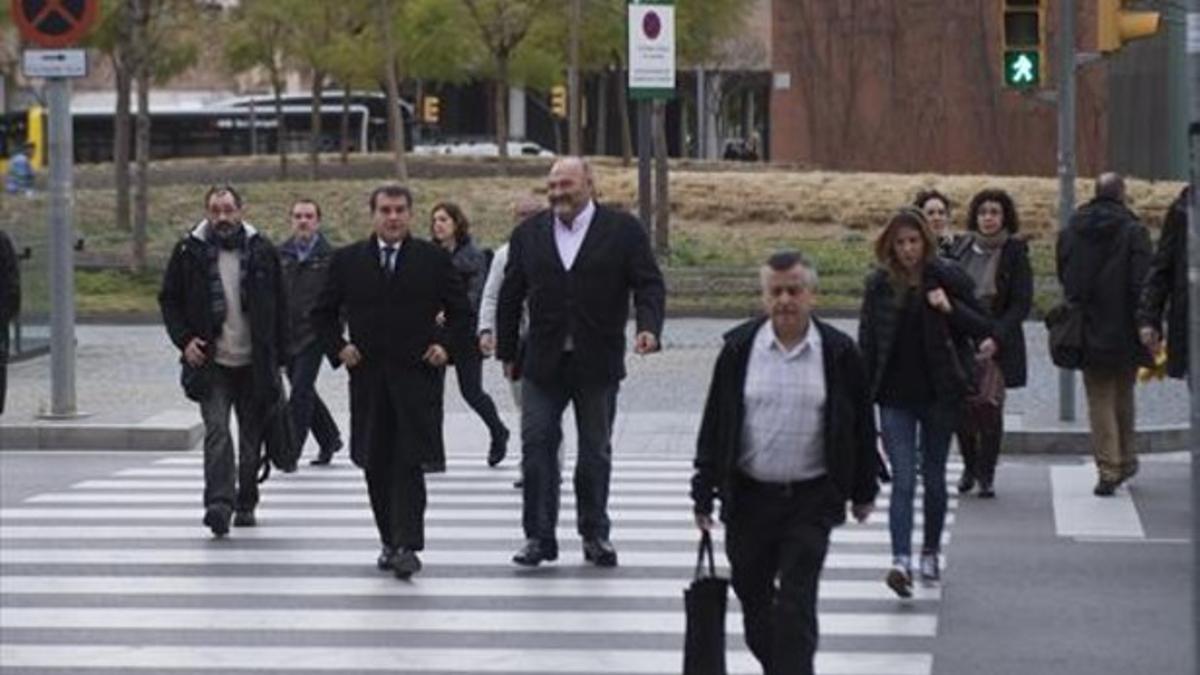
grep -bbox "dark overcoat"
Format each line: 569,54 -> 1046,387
311,235 -> 472,471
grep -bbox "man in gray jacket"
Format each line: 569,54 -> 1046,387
280,199 -> 343,466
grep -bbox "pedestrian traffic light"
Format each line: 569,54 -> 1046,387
550,85 -> 567,119
1001,0 -> 1045,89
1097,0 -> 1160,53
422,96 -> 440,125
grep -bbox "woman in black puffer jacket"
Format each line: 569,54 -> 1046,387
859,208 -> 993,598
430,202 -> 510,466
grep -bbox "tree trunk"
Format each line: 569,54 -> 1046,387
379,0 -> 408,181
567,0 -> 581,156
273,75 -> 288,179
340,82 -> 351,164
309,69 -> 323,180
617,65 -> 633,167
113,61 -> 132,238
594,70 -> 608,156
652,100 -> 669,256
131,0 -> 150,273
495,56 -> 510,166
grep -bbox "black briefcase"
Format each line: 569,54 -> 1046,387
683,529 -> 729,675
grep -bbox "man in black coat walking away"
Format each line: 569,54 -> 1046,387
311,184 -> 473,579
279,198 -> 343,466
1139,186 -> 1190,381
159,186 -> 287,536
498,157 -> 666,568
0,229 -> 19,415
1057,173 -> 1153,496
692,251 -> 878,675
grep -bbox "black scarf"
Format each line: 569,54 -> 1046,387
205,222 -> 249,328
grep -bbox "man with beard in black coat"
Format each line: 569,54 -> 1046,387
1058,173 -> 1153,496
159,185 -> 287,537
311,184 -> 472,579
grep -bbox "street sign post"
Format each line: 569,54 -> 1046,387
628,0 -> 674,255
11,0 -> 100,418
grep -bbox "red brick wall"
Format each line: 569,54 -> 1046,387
770,0 -> 1108,176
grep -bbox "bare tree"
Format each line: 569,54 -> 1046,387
377,0 -> 409,181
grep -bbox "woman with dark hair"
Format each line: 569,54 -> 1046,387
954,189 -> 1033,498
859,208 -> 992,597
430,202 -> 510,466
913,189 -> 959,257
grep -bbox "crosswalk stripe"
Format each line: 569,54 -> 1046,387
0,524 -> 945,545
0,645 -> 934,675
0,548 -> 912,571
0,605 -> 936,636
65,479 -> 960,504
115,466 -> 963,481
0,575 -> 941,602
0,506 -> 955,526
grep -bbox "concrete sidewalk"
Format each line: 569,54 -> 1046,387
0,319 -> 1189,452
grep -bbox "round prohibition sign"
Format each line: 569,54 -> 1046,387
11,0 -> 101,49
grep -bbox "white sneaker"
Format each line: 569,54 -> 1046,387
919,552 -> 940,582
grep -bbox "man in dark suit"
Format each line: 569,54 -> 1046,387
311,184 -> 472,579
497,157 -> 666,568
691,251 -> 878,675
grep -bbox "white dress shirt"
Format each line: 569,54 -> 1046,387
553,200 -> 596,271
738,320 -> 828,483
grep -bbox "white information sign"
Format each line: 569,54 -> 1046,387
628,2 -> 676,98
22,49 -> 88,79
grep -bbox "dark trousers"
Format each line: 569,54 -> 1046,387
286,342 -> 342,454
0,335 -> 8,416
958,402 -> 1003,485
726,474 -> 833,675
199,365 -> 263,513
520,359 -> 618,544
362,384 -> 428,551
445,351 -> 508,442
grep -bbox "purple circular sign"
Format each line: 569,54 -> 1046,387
643,11 -> 662,40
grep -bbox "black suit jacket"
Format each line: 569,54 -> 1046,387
691,317 -> 880,524
496,204 -> 665,386
311,235 -> 471,469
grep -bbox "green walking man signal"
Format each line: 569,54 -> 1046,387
1001,0 -> 1045,89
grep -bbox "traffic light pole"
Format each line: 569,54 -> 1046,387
1057,0 -> 1077,422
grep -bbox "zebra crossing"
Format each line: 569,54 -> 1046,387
0,452 -> 958,674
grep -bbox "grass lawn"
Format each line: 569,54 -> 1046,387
0,156 -> 1184,317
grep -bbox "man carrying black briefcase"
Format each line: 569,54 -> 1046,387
690,251 -> 878,675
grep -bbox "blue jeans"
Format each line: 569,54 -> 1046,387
879,403 -> 957,559
287,342 -> 342,454
519,361 -> 618,544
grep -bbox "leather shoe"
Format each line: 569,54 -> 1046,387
202,505 -> 231,538
310,441 -> 343,466
376,547 -> 397,571
956,473 -> 976,495
1094,479 -> 1119,497
512,539 -> 558,567
392,548 -> 423,579
582,538 -> 618,567
487,427 -> 510,467
232,510 -> 256,527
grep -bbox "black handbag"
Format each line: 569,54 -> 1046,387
258,387 -> 300,483
683,529 -> 729,675
1045,301 -> 1086,369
